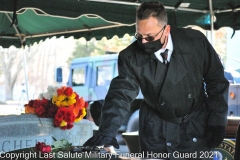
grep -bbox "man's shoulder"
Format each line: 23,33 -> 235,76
171,27 -> 205,38
170,27 -> 208,48
119,41 -> 139,59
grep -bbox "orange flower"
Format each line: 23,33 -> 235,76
75,97 -> 85,109
75,108 -> 86,122
25,104 -> 36,114
57,86 -> 66,96
25,86 -> 88,130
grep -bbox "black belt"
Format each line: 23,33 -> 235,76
165,107 -> 199,124
143,100 -> 204,124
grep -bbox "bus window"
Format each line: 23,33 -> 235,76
97,66 -> 113,86
72,68 -> 85,86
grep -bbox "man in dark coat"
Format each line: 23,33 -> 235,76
84,1 -> 229,159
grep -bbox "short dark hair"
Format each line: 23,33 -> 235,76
136,1 -> 168,25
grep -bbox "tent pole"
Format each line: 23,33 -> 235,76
6,12 -> 30,104
209,0 -> 214,46
22,45 -> 29,102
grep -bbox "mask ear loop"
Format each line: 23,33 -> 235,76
159,25 -> 167,45
161,25 -> 170,49
161,34 -> 168,49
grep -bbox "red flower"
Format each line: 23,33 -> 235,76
54,119 -> 61,127
41,145 -> 51,153
64,109 -> 75,123
61,126 -> 67,130
60,123 -> 73,130
33,100 -> 42,108
76,109 -> 83,119
35,106 -> 46,117
25,86 -> 88,130
42,98 -> 49,104
35,142 -> 52,153
84,102 -> 89,108
46,105 -> 58,118
74,92 -> 79,98
57,86 -> 66,95
64,87 -> 73,96
28,100 -> 35,107
67,123 -> 74,129
55,110 -> 64,121
54,107 -> 75,127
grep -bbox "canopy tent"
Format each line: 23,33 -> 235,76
0,9 -> 135,48
1,0 -> 240,48
0,0 -> 240,101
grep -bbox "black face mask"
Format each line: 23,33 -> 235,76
137,27 -> 166,54
138,38 -> 164,54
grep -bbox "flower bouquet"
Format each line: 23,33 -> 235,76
25,86 -> 88,130
1,138 -> 105,160
34,137 -> 72,160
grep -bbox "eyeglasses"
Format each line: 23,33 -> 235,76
135,25 -> 166,42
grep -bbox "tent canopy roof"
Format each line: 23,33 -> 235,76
1,0 -> 240,48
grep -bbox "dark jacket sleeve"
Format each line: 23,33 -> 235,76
98,51 -> 140,137
202,34 -> 229,126
234,124 -> 240,160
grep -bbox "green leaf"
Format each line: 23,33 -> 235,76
51,138 -> 72,150
61,139 -> 69,145
52,136 -> 57,142
53,140 -> 64,148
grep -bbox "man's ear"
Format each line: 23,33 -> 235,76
161,25 -> 171,48
165,25 -> 171,35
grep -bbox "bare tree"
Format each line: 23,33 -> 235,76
0,45 -> 39,100
67,35 -> 132,65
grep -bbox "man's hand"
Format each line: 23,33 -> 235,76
83,132 -> 119,149
104,145 -> 117,154
204,125 -> 226,149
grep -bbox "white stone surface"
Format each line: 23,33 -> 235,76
0,114 -> 93,152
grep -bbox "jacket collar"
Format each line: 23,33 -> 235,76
159,52 -> 188,95
135,27 -> 193,66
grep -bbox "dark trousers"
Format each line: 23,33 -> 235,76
139,103 -> 212,160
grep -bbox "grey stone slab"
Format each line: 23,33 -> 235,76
0,114 -> 93,152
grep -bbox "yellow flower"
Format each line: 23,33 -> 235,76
83,109 -> 87,116
61,101 -> 68,107
75,109 -> 86,122
60,120 -> 67,127
52,95 -> 58,103
55,101 -> 61,107
68,93 -> 76,100
67,99 -> 76,105
58,95 -> 66,102
75,117 -> 82,122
